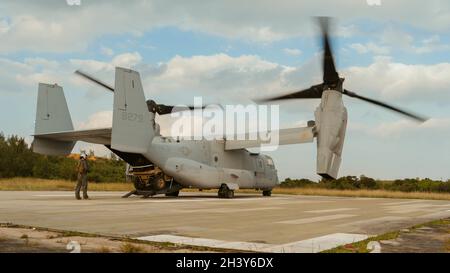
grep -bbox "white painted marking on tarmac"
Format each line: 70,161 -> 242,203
337,216 -> 407,228
304,208 -> 358,214
261,233 -> 369,253
136,233 -> 368,253
137,234 -> 267,251
136,197 -> 288,203
31,193 -> 288,203
276,214 -> 357,225
381,200 -> 425,206
179,207 -> 282,213
33,194 -> 121,197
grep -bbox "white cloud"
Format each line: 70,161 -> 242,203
24,58 -> 59,70
2,0 -> 450,53
101,47 -> 114,56
380,27 -> 414,48
0,15 -> 88,53
0,51 -> 143,96
143,54 -> 293,102
76,111 -> 112,130
0,18 -> 10,34
380,28 -> 450,54
0,57 -> 67,92
343,56 -> 450,102
283,48 -> 302,56
2,50 -> 450,109
350,42 -> 390,55
112,52 -> 142,68
364,118 -> 450,138
412,35 -> 450,54
70,52 -> 142,72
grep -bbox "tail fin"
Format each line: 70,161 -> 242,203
33,83 -> 75,155
111,67 -> 154,153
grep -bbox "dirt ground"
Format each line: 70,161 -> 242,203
379,220 -> 450,253
2,220 -> 449,253
0,224 -> 222,253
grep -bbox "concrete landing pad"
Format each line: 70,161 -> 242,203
0,191 -> 449,252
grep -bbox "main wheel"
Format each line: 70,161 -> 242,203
165,190 -> 179,197
153,175 -> 166,190
133,176 -> 152,191
218,184 -> 234,199
226,190 -> 234,199
262,190 -> 272,197
218,190 -> 225,198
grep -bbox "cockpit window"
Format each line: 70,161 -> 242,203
266,158 -> 274,166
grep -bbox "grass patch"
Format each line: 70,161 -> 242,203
270,188 -> 450,201
410,218 -> 450,229
187,187 -> 450,201
0,177 -> 132,191
120,243 -> 145,253
4,178 -> 449,201
0,222 -> 237,253
324,218 -> 450,253
98,246 -> 112,253
323,231 -> 400,253
58,230 -> 102,238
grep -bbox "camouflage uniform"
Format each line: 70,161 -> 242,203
75,157 -> 89,200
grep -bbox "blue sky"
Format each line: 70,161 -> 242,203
1,0 -> 450,180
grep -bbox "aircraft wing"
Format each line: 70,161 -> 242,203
33,127 -> 112,145
224,126 -> 315,150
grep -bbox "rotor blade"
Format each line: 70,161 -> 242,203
156,104 -> 207,115
343,89 -> 428,122
255,84 -> 324,102
75,70 -> 115,92
318,17 -> 340,85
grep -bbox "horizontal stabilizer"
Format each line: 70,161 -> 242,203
33,128 -> 112,145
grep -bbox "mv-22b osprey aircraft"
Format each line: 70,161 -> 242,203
32,18 -> 426,198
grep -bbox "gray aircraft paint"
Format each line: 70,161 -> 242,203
32,67 -> 348,192
110,67 -> 278,189
33,83 -> 75,156
315,90 -> 347,180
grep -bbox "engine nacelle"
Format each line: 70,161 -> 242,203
314,90 -> 348,179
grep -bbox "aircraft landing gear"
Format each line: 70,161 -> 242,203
218,184 -> 234,199
165,190 -> 180,197
262,190 -> 272,197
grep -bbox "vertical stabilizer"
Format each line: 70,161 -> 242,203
33,83 -> 75,155
111,67 -> 154,153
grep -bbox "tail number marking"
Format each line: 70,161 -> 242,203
121,111 -> 144,123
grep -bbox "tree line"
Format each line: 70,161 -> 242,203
280,176 -> 450,193
1,133 -> 449,193
0,133 -> 126,182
